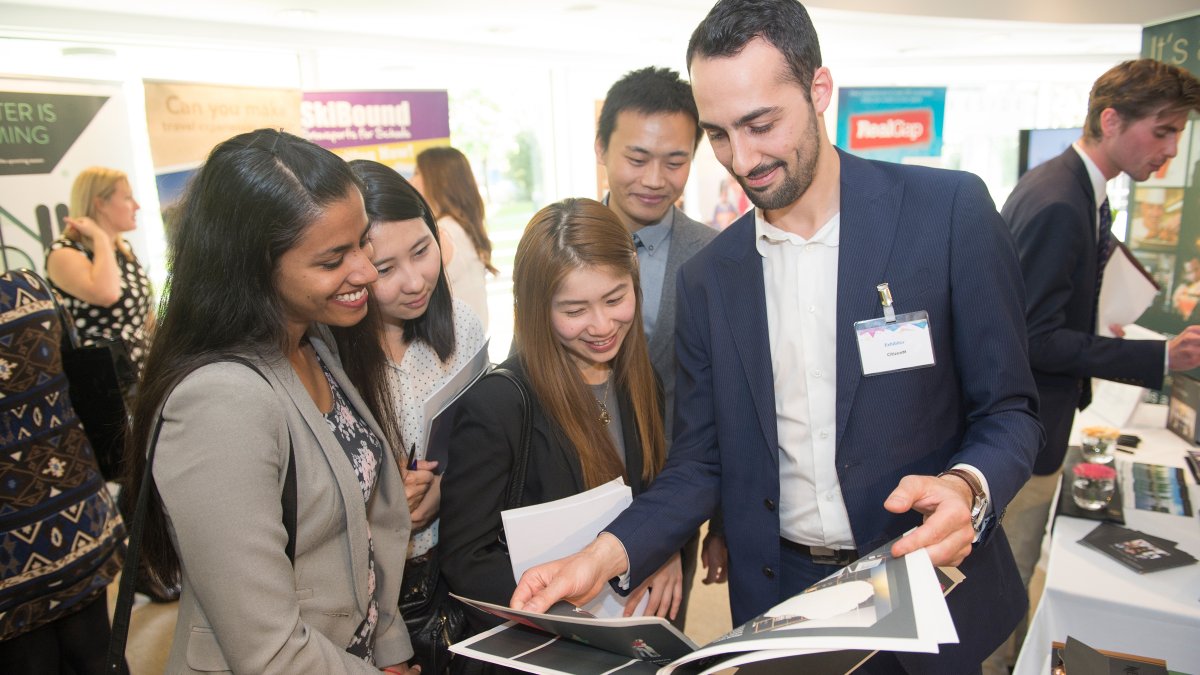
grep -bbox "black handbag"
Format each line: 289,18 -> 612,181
400,546 -> 468,675
62,336 -> 137,480
26,269 -> 138,481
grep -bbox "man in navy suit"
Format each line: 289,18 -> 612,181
993,59 -> 1200,673
513,1 -> 1041,671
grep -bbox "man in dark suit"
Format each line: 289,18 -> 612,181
993,58 -> 1200,673
596,67 -> 722,625
513,2 -> 1042,672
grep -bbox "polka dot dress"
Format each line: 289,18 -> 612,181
48,238 -> 154,375
385,298 -> 487,558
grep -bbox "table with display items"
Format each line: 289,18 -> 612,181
1013,403 -> 1200,675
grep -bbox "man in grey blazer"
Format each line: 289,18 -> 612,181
596,67 -> 721,625
596,66 -> 718,443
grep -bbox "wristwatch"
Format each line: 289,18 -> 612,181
938,468 -> 989,534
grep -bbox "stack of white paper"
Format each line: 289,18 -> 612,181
501,478 -> 647,618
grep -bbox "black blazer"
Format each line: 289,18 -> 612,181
1003,148 -> 1164,473
439,357 -> 646,631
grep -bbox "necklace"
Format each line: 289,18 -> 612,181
594,376 -> 612,425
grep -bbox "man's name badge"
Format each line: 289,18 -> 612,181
854,283 -> 935,376
854,311 -> 935,375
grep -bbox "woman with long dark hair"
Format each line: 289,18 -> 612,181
124,130 -> 420,674
439,199 -> 682,643
351,160 -> 486,672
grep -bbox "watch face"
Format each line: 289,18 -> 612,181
971,498 -> 990,531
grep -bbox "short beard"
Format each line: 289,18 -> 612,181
738,112 -> 821,211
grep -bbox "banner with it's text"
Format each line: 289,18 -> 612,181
0,80 -> 139,274
1134,13 -> 1200,337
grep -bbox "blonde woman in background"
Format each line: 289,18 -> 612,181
411,147 -> 496,330
45,166 -> 154,373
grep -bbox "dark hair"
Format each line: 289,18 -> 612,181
686,0 -> 822,100
1084,58 -> 1200,141
414,147 -> 497,274
125,129 -> 399,584
596,66 -> 702,151
350,159 -> 457,362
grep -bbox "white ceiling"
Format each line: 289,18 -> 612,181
1,0 -> 1182,69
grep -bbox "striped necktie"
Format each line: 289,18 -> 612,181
1083,197 -> 1114,409
1096,197 -> 1114,274
1093,197 -> 1113,329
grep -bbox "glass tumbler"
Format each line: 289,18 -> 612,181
1071,463 -> 1117,511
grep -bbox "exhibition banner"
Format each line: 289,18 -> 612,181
0,80 -> 138,273
301,90 -> 450,175
1142,13 -> 1200,76
1132,12 -> 1200,336
143,81 -> 299,207
836,87 -> 945,163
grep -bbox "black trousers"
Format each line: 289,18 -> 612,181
0,593 -> 118,674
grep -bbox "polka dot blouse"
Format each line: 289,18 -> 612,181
48,238 -> 154,375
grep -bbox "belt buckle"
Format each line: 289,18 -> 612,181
809,546 -> 845,565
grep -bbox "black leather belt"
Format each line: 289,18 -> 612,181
780,538 -> 859,565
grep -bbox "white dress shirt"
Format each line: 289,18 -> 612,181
757,208 -> 992,547
756,210 -> 856,548
1072,142 -> 1108,235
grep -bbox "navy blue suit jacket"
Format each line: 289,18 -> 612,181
1002,148 -> 1163,474
606,150 -> 1042,672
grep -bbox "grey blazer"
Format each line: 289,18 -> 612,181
153,332 -> 413,674
647,207 -> 717,441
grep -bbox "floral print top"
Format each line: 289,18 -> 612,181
318,354 -> 383,663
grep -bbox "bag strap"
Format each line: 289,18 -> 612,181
282,436 -> 297,563
224,357 -> 298,562
107,414 -> 163,674
105,359 -> 296,674
487,367 -> 532,510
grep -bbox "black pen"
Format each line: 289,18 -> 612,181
1115,446 -> 1135,454
407,443 -> 418,470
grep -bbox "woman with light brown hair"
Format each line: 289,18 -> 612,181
45,166 -> 154,373
411,147 -> 495,329
438,198 -> 682,649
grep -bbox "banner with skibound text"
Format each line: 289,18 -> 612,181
301,90 -> 451,176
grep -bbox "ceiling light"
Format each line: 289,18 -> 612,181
61,46 -> 117,58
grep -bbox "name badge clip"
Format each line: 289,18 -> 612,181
877,282 -> 897,323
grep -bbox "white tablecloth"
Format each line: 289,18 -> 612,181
1013,404 -> 1200,675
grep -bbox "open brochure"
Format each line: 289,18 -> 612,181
502,479 -> 646,618
450,540 -> 963,675
421,337 -> 490,470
